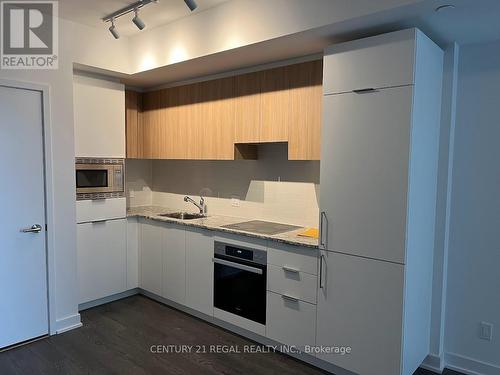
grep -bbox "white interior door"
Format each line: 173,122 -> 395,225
0,85 -> 49,348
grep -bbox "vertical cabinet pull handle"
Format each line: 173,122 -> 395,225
320,211 -> 328,249
319,254 -> 325,289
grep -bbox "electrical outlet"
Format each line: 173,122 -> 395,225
231,197 -> 240,207
479,322 -> 493,341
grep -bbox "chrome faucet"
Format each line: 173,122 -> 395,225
184,195 -> 207,215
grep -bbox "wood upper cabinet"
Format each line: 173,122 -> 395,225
125,90 -> 143,158
126,60 -> 323,160
260,66 -> 290,142
288,60 -> 322,160
141,90 -> 162,159
199,77 -> 235,159
234,71 -> 261,143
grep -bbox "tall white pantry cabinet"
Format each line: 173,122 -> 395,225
317,29 -> 443,375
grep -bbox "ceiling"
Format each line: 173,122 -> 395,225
72,0 -> 500,88
59,0 -> 229,37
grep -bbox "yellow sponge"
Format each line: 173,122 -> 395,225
297,228 -> 319,239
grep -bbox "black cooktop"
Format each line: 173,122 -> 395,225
221,220 -> 301,235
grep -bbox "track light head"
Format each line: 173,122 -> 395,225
184,0 -> 197,11
109,19 -> 119,39
132,8 -> 146,30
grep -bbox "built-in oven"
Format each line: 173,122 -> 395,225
75,158 -> 124,200
213,241 -> 267,325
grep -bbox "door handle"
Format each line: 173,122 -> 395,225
319,254 -> 325,289
320,211 -> 328,249
20,224 -> 42,233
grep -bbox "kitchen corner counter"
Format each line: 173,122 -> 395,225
127,206 -> 319,249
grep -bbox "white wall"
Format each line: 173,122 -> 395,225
443,39 -> 500,374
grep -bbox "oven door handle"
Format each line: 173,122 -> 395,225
212,258 -> 263,275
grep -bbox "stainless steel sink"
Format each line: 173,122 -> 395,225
159,212 -> 206,220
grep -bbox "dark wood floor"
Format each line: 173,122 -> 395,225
0,295 -> 462,375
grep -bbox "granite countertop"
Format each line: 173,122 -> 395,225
127,206 -> 319,249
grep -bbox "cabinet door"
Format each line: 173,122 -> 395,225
320,86 -> 412,263
126,218 -> 139,289
260,66 -> 289,142
288,60 -> 322,160
162,225 -> 186,304
316,251 -> 404,375
323,29 -> 415,95
140,221 -> 163,295
234,71 -> 261,143
185,229 -> 214,316
199,77 -> 235,159
141,90 -> 162,159
125,90 -> 142,158
73,75 -> 125,158
77,219 -> 127,304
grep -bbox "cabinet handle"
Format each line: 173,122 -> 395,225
282,294 -> 299,302
319,254 -> 325,289
320,211 -> 328,249
352,87 -> 377,94
92,219 -> 107,224
282,266 -> 300,273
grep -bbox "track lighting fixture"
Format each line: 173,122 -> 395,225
132,8 -> 146,30
102,0 -> 157,38
108,18 -> 119,39
184,0 -> 198,11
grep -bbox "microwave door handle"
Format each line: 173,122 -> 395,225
212,258 -> 263,275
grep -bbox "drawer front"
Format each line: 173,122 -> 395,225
323,29 -> 416,95
266,291 -> 316,350
267,242 -> 318,275
76,197 -> 126,223
267,264 -> 317,304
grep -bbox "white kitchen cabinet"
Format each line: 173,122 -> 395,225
140,220 -> 163,296
323,29 -> 416,95
316,251 -> 404,375
76,197 -> 126,224
162,224 -> 186,304
73,74 -> 125,158
267,264 -> 317,304
77,219 -> 127,304
126,218 -> 139,289
319,29 -> 443,375
266,291 -> 316,351
320,86 -> 412,264
266,242 -> 318,275
185,228 -> 214,316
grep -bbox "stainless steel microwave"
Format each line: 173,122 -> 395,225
75,158 -> 124,200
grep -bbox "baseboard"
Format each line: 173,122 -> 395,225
445,352 -> 500,375
55,314 -> 82,334
421,353 -> 444,373
78,288 -> 140,311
